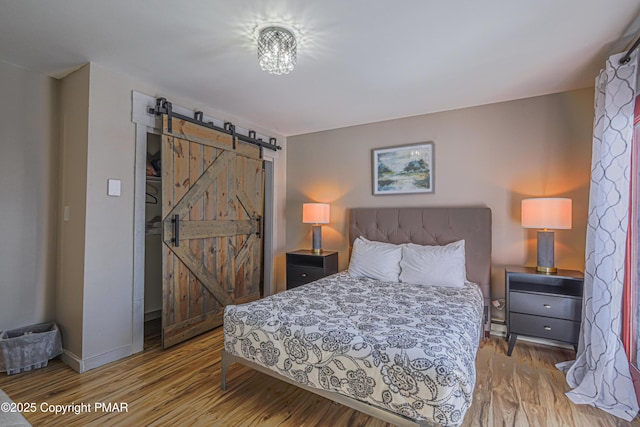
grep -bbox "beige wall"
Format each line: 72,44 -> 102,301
80,64 -> 137,365
286,88 -> 594,320
57,64 -> 90,360
0,61 -> 59,331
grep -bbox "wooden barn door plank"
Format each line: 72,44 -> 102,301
160,116 -> 264,348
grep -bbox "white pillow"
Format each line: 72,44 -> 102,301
348,237 -> 402,282
399,240 -> 466,288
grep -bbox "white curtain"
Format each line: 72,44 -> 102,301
558,50 -> 639,421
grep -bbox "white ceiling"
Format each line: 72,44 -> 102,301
1,0 -> 639,136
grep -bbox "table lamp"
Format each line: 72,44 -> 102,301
303,203 -> 330,254
521,198 -> 572,274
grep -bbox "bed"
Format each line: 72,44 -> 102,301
221,207 -> 492,427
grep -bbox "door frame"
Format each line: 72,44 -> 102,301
131,91 -> 278,353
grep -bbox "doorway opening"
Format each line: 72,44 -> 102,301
143,132 -> 162,346
132,95 -> 277,352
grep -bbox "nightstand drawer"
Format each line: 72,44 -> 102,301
286,266 -> 326,284
286,250 -> 339,290
287,280 -> 307,290
510,312 -> 580,344
510,291 -> 581,321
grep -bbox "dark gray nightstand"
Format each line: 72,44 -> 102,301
506,266 -> 584,356
286,250 -> 338,290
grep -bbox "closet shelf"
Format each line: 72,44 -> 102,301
146,221 -> 162,236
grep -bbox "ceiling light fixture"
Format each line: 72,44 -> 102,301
257,26 -> 297,75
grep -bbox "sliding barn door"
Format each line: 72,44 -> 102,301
161,116 -> 264,348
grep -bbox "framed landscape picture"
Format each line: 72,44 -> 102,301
372,142 -> 434,195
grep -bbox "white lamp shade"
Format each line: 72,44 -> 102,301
302,203 -> 330,224
521,198 -> 572,229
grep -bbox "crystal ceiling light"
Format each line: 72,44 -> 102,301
257,26 -> 297,75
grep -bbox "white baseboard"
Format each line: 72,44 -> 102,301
490,322 -> 507,337
83,345 -> 132,372
61,345 -> 132,373
60,349 -> 82,373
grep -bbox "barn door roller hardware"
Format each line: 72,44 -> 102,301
149,97 -> 281,152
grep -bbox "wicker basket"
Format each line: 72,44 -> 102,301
0,323 -> 62,375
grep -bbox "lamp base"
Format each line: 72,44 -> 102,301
536,230 -> 557,274
311,225 -> 323,254
536,265 -> 557,274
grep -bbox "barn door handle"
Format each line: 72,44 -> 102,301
172,214 -> 180,247
256,216 -> 262,238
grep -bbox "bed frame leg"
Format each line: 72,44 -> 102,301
221,350 -> 231,391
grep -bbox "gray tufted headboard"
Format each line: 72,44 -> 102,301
349,207 -> 492,328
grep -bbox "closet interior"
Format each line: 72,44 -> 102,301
144,133 -> 162,326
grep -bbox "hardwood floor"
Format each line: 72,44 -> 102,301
1,322 -> 638,427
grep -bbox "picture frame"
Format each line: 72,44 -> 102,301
372,142 -> 434,195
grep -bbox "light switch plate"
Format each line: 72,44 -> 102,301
107,179 -> 121,197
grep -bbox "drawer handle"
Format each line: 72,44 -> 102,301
544,326 -> 551,331
543,304 -> 551,309
301,273 -> 307,277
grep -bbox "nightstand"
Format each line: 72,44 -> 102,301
506,266 -> 583,356
286,250 -> 338,290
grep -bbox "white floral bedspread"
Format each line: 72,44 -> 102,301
223,272 -> 483,426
